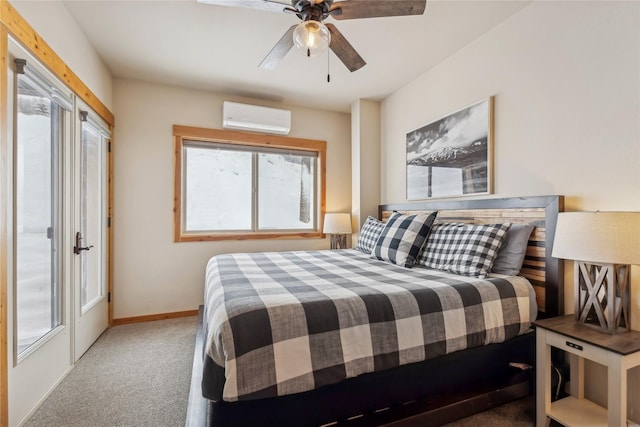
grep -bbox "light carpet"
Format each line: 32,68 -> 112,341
24,317 -> 196,427
23,315 -> 535,426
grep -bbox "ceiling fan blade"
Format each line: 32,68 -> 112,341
326,23 -> 366,72
330,0 -> 426,20
196,0 -> 289,13
259,25 -> 296,69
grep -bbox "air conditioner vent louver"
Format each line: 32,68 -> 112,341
222,101 -> 291,135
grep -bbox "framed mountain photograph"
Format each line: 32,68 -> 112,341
406,97 -> 493,200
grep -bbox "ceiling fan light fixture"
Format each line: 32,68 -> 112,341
293,20 -> 331,58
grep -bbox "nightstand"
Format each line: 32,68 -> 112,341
534,315 -> 640,427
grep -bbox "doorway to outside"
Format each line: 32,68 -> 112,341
8,40 -> 111,426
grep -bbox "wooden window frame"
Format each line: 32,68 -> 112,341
173,125 -> 326,242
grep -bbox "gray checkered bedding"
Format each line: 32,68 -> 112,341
202,249 -> 535,402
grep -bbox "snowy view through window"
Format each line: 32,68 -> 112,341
16,85 -> 61,354
185,145 -> 316,232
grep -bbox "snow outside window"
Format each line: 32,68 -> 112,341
174,128 -> 325,242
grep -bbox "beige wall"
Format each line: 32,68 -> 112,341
9,0 -> 113,109
380,0 -> 640,417
112,79 -> 351,319
351,99 -> 381,241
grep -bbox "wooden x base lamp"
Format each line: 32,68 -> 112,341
323,213 -> 351,250
329,234 -> 347,250
553,211 -> 640,335
575,261 -> 630,334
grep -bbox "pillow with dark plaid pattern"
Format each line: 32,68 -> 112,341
371,211 -> 437,268
417,222 -> 511,278
355,216 -> 385,254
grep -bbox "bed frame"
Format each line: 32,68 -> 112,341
186,195 -> 564,426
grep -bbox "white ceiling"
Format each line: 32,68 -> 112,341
62,0 -> 531,113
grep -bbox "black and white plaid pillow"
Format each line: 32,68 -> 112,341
355,216 -> 385,254
371,211 -> 437,268
417,222 -> 511,278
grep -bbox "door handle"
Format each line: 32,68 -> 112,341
73,232 -> 94,255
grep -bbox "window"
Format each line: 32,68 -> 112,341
79,112 -> 109,313
14,59 -> 72,356
174,125 -> 326,241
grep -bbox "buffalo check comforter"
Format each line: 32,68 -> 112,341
202,249 -> 535,402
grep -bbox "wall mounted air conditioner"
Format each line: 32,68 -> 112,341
222,101 -> 291,135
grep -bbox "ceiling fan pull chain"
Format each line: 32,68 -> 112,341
327,50 -> 331,83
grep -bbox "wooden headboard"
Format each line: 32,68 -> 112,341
379,195 -> 564,318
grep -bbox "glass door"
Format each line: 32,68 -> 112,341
73,107 -> 109,361
7,40 -> 111,426
8,49 -> 75,427
14,60 -> 68,358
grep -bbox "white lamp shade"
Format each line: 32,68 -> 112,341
323,213 -> 351,234
552,211 -> 640,265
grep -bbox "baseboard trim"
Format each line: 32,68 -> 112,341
15,364 -> 74,427
112,309 -> 199,326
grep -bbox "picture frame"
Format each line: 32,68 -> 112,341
406,97 -> 494,200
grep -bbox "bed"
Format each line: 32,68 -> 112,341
186,195 -> 564,426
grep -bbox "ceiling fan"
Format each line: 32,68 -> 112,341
197,0 -> 427,72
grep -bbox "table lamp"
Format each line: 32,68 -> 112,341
552,211 -> 640,334
323,213 -> 352,249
